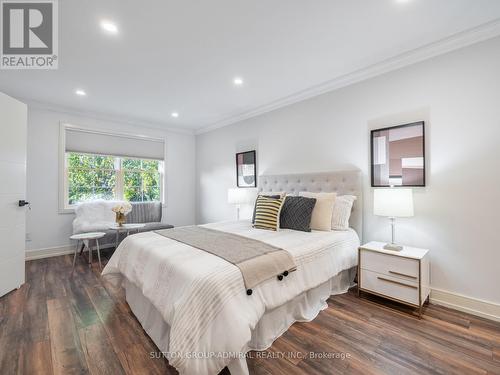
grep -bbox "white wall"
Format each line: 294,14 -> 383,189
196,37 -> 500,305
26,107 -> 196,252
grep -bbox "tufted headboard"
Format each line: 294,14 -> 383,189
258,170 -> 363,239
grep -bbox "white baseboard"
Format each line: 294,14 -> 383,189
25,245 -> 75,260
25,243 -> 114,261
430,288 -> 500,322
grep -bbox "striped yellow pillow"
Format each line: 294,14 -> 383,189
253,195 -> 284,231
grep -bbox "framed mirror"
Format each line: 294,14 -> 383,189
236,150 -> 256,187
371,121 -> 425,187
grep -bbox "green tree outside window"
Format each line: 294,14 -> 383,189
122,158 -> 161,202
66,152 -> 162,205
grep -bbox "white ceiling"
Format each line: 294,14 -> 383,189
1,0 -> 500,133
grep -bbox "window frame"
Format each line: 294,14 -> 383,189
64,152 -> 119,206
120,156 -> 164,203
63,152 -> 164,209
59,123 -> 166,214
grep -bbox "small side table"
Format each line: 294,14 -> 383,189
358,241 -> 430,317
108,223 -> 146,248
70,232 -> 106,271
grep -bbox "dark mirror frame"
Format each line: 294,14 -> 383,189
236,150 -> 257,188
370,121 -> 425,187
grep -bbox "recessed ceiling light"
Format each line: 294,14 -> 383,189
100,20 -> 118,34
171,112 -> 179,118
75,89 -> 87,96
233,77 -> 244,86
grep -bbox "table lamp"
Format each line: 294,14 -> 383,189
373,188 -> 414,251
227,188 -> 257,220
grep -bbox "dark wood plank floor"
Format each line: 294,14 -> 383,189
1,251 -> 500,375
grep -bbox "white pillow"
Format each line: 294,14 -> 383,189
298,192 -> 336,231
331,195 -> 357,231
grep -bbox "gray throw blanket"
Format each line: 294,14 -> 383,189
155,226 -> 297,293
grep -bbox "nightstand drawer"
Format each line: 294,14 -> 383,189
360,249 -> 419,281
360,269 -> 419,306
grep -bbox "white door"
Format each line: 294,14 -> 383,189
0,92 -> 27,297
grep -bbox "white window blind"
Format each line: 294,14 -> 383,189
65,128 -> 165,160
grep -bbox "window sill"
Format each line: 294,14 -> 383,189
59,202 -> 165,215
59,207 -> 76,215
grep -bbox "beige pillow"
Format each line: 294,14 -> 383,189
298,192 -> 336,231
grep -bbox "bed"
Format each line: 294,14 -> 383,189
102,170 -> 363,375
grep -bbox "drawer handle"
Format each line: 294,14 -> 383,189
389,270 -> 417,279
377,276 -> 418,289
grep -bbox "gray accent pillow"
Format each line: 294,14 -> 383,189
279,196 -> 317,232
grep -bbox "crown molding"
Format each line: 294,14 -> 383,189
21,97 -> 196,136
195,18 -> 500,135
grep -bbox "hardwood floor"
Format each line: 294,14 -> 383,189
1,251 -> 500,375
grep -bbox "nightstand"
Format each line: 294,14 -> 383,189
358,241 -> 430,317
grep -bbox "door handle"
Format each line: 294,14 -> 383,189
18,200 -> 31,209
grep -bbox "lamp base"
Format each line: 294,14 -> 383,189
383,243 -> 403,251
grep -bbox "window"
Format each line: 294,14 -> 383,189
67,153 -> 116,204
65,152 -> 163,207
60,124 -> 166,212
122,158 -> 162,202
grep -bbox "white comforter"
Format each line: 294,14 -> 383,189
102,220 -> 359,375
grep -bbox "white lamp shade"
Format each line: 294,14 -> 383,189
373,188 -> 414,217
227,188 -> 257,205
